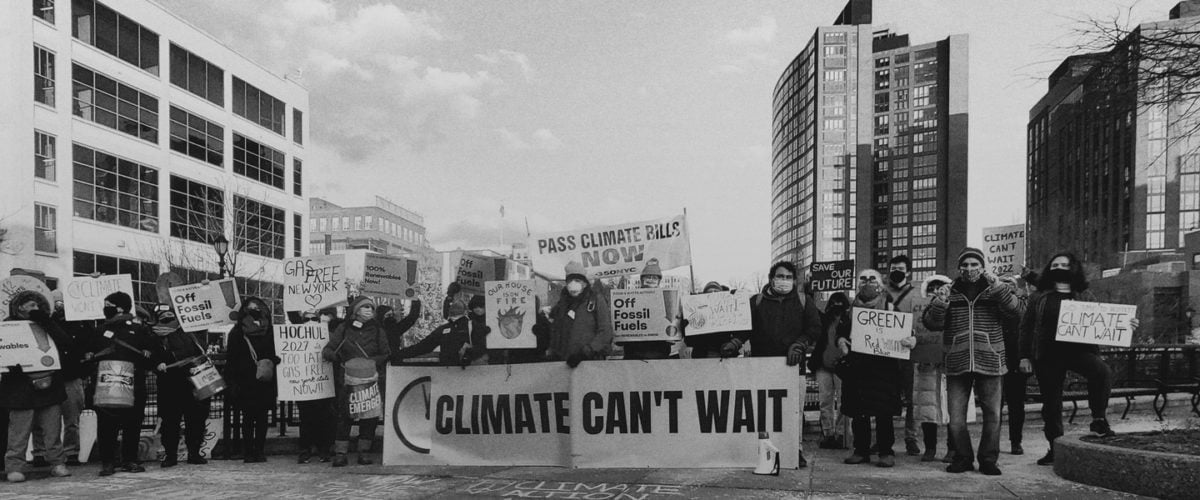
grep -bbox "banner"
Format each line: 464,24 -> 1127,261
384,366 -> 442,465
455,254 -> 504,295
610,289 -> 676,343
168,279 -> 240,333
274,324 -> 335,401
363,253 -> 417,300
62,274 -> 134,321
0,276 -> 52,312
282,254 -> 347,312
809,260 -> 855,292
1055,300 -> 1137,347
982,224 -> 1026,276
848,307 -> 913,360
0,321 -> 61,373
529,214 -> 691,280
680,291 -> 751,336
483,280 -> 537,349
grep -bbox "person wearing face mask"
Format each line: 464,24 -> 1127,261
545,261 -> 613,368
923,247 -> 1021,476
323,295 -> 390,467
392,300 -> 488,366
809,292 -> 850,450
914,274 -> 955,463
150,307 -> 212,468
225,297 -> 280,464
683,281 -> 741,359
883,255 -> 923,457
293,309 -> 336,464
618,259 -> 674,360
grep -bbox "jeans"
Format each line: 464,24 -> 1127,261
901,360 -> 917,443
32,378 -> 84,459
851,415 -> 895,456
1002,371 -> 1028,444
95,405 -> 144,465
1035,349 -> 1111,444
947,373 -> 1002,467
6,405 -> 64,473
814,368 -> 845,438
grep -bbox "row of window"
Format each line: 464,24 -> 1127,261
312,215 -> 426,245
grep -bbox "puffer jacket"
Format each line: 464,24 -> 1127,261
545,286 -> 612,361
922,277 -> 1020,376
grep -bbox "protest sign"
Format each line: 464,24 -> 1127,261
62,274 -> 134,321
848,307 -> 913,360
455,254 -> 504,295
610,289 -> 675,343
282,254 -> 347,312
362,253 -> 417,299
809,260 -> 855,292
169,278 -> 240,333
1055,300 -> 1137,347
274,323 -> 335,401
0,321 -> 61,373
680,291 -> 751,336
0,276 -> 52,312
483,280 -> 537,349
982,224 -> 1026,276
528,214 -> 692,280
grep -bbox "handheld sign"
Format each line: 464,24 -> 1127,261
680,291 -> 751,336
1055,300 -> 1137,348
282,254 -> 347,312
484,280 -> 537,349
0,321 -> 61,373
362,254 -> 417,300
0,276 -> 52,312
168,279 -> 240,333
62,274 -> 134,321
848,307 -> 913,360
274,323 -> 335,401
982,224 -> 1026,276
809,260 -> 855,293
455,254 -> 503,295
610,289 -> 675,343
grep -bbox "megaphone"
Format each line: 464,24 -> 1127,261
753,431 -> 780,475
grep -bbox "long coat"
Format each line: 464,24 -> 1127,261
836,309 -> 904,417
226,313 -> 280,412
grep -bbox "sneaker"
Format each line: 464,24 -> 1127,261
99,464 -> 116,477
946,461 -> 974,473
6,471 -> 26,483
50,465 -> 71,477
979,463 -> 1002,476
332,453 -> 348,468
1090,418 -> 1116,438
1011,442 -> 1024,455
121,462 -> 146,473
29,456 -> 50,467
876,455 -> 896,468
921,449 -> 938,462
161,456 -> 178,468
297,451 -> 312,464
905,439 -> 922,456
65,455 -> 82,466
186,456 -> 208,465
843,453 -> 871,465
319,454 -> 332,463
1036,450 -> 1054,466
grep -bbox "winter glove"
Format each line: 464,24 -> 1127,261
836,338 -> 851,356
566,352 -> 585,368
785,342 -> 806,366
8,364 -> 23,374
719,338 -> 742,358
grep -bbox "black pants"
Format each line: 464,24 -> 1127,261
96,405 -> 145,465
240,408 -> 270,455
1035,349 -> 1111,443
158,377 -> 212,458
297,399 -> 335,455
851,415 -> 895,456
1002,371 -> 1028,444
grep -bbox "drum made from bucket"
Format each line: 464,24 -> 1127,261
188,358 -> 226,400
344,358 -> 382,420
95,360 -> 135,408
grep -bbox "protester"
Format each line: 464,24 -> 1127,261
809,292 -> 849,449
226,297 -> 280,464
83,291 -> 160,476
442,282 -> 462,320
619,259 -> 672,360
323,295 -> 390,467
295,310 -> 335,464
998,274 -> 1030,456
380,299 -> 422,359
923,248 -> 1021,476
883,255 -> 922,456
913,274 -> 953,462
29,291 -> 85,468
392,300 -> 488,366
2,291 -> 74,482
684,281 -> 738,359
543,261 -> 612,367
151,307 -> 212,467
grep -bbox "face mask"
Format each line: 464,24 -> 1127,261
248,309 -> 262,319
857,284 -> 881,302
772,279 -> 794,295
356,308 -> 375,322
103,306 -> 120,320
888,270 -> 907,285
1045,268 -> 1072,285
962,268 -> 983,282
566,281 -> 585,296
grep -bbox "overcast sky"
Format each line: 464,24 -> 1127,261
157,0 -> 1180,286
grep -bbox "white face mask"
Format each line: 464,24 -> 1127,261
566,280 -> 585,296
961,268 -> 982,282
772,279 -> 794,294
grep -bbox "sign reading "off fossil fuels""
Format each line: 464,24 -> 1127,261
483,280 -> 537,349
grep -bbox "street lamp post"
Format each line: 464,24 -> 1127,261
211,234 -> 230,278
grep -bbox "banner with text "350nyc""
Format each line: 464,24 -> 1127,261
527,215 -> 691,280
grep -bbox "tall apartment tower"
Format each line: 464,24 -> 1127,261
1,0 -> 309,311
771,0 -> 967,281
1027,1 -> 1200,270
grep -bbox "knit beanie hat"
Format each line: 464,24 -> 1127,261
565,261 -> 588,282
702,281 -> 723,293
104,291 -> 133,312
958,247 -> 986,266
348,295 -> 376,316
640,258 -> 662,277
468,294 -> 485,310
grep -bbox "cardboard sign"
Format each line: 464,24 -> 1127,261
680,291 -> 751,336
362,253 -> 417,300
1055,300 -> 1137,347
0,276 -> 52,313
274,323 -> 335,401
609,289 -> 677,343
982,224 -> 1026,276
62,274 -> 134,321
282,254 -> 347,312
529,214 -> 692,280
809,259 -> 855,292
0,321 -> 61,373
169,279 -> 240,333
455,254 -> 503,295
484,280 -> 537,349
848,307 -> 913,360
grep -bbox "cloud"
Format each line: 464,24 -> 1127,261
723,16 -> 777,45
496,128 -> 530,150
713,64 -> 746,75
475,49 -> 535,82
530,129 -> 562,150
496,128 -> 562,151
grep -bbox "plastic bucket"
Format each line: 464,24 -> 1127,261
188,358 -> 226,400
344,358 -> 381,420
94,360 -> 135,408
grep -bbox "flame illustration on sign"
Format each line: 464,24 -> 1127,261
497,306 -> 525,339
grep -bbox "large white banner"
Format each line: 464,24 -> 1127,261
62,274 -> 134,321
282,255 -> 347,312
483,280 -> 537,349
274,324 -> 335,401
1055,300 -> 1137,347
681,291 -> 751,336
169,278 -> 240,333
982,224 -> 1026,276
528,214 -> 691,280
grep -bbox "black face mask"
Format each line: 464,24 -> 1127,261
888,270 -> 907,285
1045,268 -> 1072,286
828,302 -> 848,314
102,306 -> 120,320
247,309 -> 262,319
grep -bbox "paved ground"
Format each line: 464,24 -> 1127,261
2,405 -> 1190,499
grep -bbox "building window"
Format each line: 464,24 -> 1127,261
823,45 -> 846,57
169,106 -> 223,166
35,0 -> 55,23
232,76 -> 285,135
232,133 -> 285,189
293,158 -> 302,196
35,130 -> 56,181
72,143 -> 158,232
874,92 -> 889,113
913,84 -> 936,107
823,32 -> 846,44
234,196 -> 285,259
169,175 -> 223,244
874,115 -> 889,136
912,108 -> 937,129
34,45 -> 55,106
70,0 -> 159,75
354,216 -> 363,230
913,60 -> 938,84
35,204 -> 56,253
875,70 -> 890,89
318,217 -> 327,232
293,109 -> 303,145
914,48 -> 937,60
875,56 -> 890,68
73,251 -> 159,310
823,117 -> 844,130
293,213 -> 302,257
71,64 -> 158,143
331,217 -> 340,231
168,43 -> 224,106
823,70 -> 845,82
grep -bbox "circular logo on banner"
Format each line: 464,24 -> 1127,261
40,355 -> 54,367
391,375 -> 432,454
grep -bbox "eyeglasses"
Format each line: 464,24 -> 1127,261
772,274 -> 795,280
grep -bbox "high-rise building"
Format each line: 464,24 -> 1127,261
308,196 -> 428,256
1027,1 -> 1200,270
0,0 -> 309,311
771,0 -> 967,281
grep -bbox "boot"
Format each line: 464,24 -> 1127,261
356,439 -> 374,465
161,454 -> 178,468
921,423 -> 938,462
332,440 -> 349,468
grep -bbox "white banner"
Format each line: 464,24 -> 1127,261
0,276 -> 52,312
610,289 -> 677,343
483,280 -> 537,349
528,214 -> 692,280
1055,300 -> 1137,347
849,307 -> 913,360
0,321 -> 61,373
169,279 -> 240,333
282,255 -> 347,312
982,224 -> 1026,276
274,324 -> 336,401
384,366 -> 442,465
363,253 -> 416,300
62,274 -> 134,321
681,291 -> 751,336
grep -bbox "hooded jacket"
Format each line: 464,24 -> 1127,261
736,284 -> 821,359
922,275 -> 1021,376
545,285 -> 612,361
0,290 -> 72,409
323,296 -> 390,367
226,297 -> 280,411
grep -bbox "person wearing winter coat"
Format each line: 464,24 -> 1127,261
923,247 -> 1021,476
684,281 -> 745,359
291,309 -> 336,464
544,262 -> 612,367
836,282 -> 916,467
378,300 -> 421,363
884,255 -> 922,457
322,295 -> 390,467
2,290 -> 74,482
392,300 -> 489,366
911,274 -> 953,463
225,297 -> 280,464
151,307 -> 212,468
618,259 -> 674,360
809,292 -> 849,449
29,295 -> 87,468
998,274 -> 1030,457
